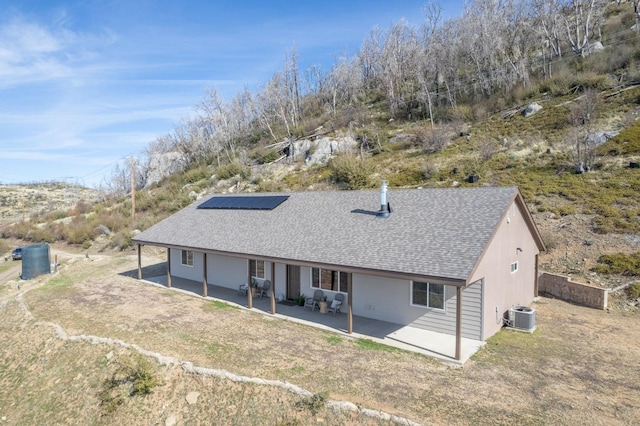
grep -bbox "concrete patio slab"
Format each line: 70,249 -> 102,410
140,275 -> 484,365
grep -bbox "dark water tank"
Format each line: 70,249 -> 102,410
21,244 -> 51,280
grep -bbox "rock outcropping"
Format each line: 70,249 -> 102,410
144,151 -> 188,188
290,136 -> 358,165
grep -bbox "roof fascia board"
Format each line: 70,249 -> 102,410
513,191 -> 546,252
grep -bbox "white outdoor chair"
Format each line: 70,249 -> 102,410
327,293 -> 344,316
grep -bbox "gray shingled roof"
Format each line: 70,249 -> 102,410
133,186 -> 521,282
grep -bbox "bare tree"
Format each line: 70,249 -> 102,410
360,19 -> 422,118
324,55 -> 362,116
419,0 -> 443,126
358,26 -> 383,91
531,0 -> 564,63
198,87 -> 254,164
568,89 -> 600,171
559,0 -> 607,57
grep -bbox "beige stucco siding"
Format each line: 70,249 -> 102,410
469,200 -> 540,340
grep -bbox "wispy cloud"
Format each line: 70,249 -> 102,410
0,0 -> 446,186
0,13 -> 116,88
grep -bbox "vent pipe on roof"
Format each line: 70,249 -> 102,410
377,180 -> 391,218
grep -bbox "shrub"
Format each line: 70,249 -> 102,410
329,154 -> 372,189
422,162 -> 440,180
99,353 -> 161,416
572,72 -> 614,92
257,180 -> 284,192
110,230 -> 133,251
181,165 -> 210,185
295,392 -> 327,415
598,119 -> 640,156
541,231 -> 558,251
215,162 -> 249,180
629,283 -> 640,299
259,149 -> 281,164
591,252 -> 640,275
387,164 -> 425,187
415,126 -> 449,154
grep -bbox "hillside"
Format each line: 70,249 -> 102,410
0,183 -> 100,224
3,88 -> 640,296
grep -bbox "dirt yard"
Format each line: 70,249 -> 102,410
0,248 -> 639,425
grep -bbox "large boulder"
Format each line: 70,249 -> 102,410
144,151 -> 188,188
523,102 -> 542,117
584,130 -> 619,147
583,41 -> 604,56
291,136 -> 358,165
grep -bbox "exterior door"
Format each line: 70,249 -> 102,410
287,265 -> 301,300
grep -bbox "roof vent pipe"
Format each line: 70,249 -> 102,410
377,180 -> 391,218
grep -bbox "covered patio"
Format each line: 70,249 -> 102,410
139,274 -> 484,365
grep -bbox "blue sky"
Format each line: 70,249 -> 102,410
0,0 -> 464,187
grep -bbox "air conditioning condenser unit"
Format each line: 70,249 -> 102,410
507,306 -> 536,332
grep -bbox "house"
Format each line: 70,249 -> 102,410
132,184 -> 544,361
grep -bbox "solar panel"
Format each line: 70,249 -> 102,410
197,195 -> 289,210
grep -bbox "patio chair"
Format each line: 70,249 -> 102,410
327,293 -> 344,316
238,283 -> 250,296
257,280 -> 271,298
304,289 -> 323,311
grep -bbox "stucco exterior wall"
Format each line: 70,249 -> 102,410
169,249 -> 203,282
470,200 -> 540,340
206,254 -> 248,289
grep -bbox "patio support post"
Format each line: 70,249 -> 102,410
247,261 -> 253,309
270,262 -> 276,314
203,253 -> 208,298
347,273 -> 353,334
167,248 -> 172,288
137,244 -> 142,280
455,286 -> 462,361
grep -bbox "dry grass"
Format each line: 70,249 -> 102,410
0,251 -> 638,424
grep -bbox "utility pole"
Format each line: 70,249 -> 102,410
130,156 -> 135,222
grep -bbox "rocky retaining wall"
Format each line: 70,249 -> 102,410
539,272 -> 608,310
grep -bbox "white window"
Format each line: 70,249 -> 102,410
510,261 -> 518,273
311,268 -> 349,292
181,250 -> 194,267
250,259 -> 265,278
411,282 -> 445,310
